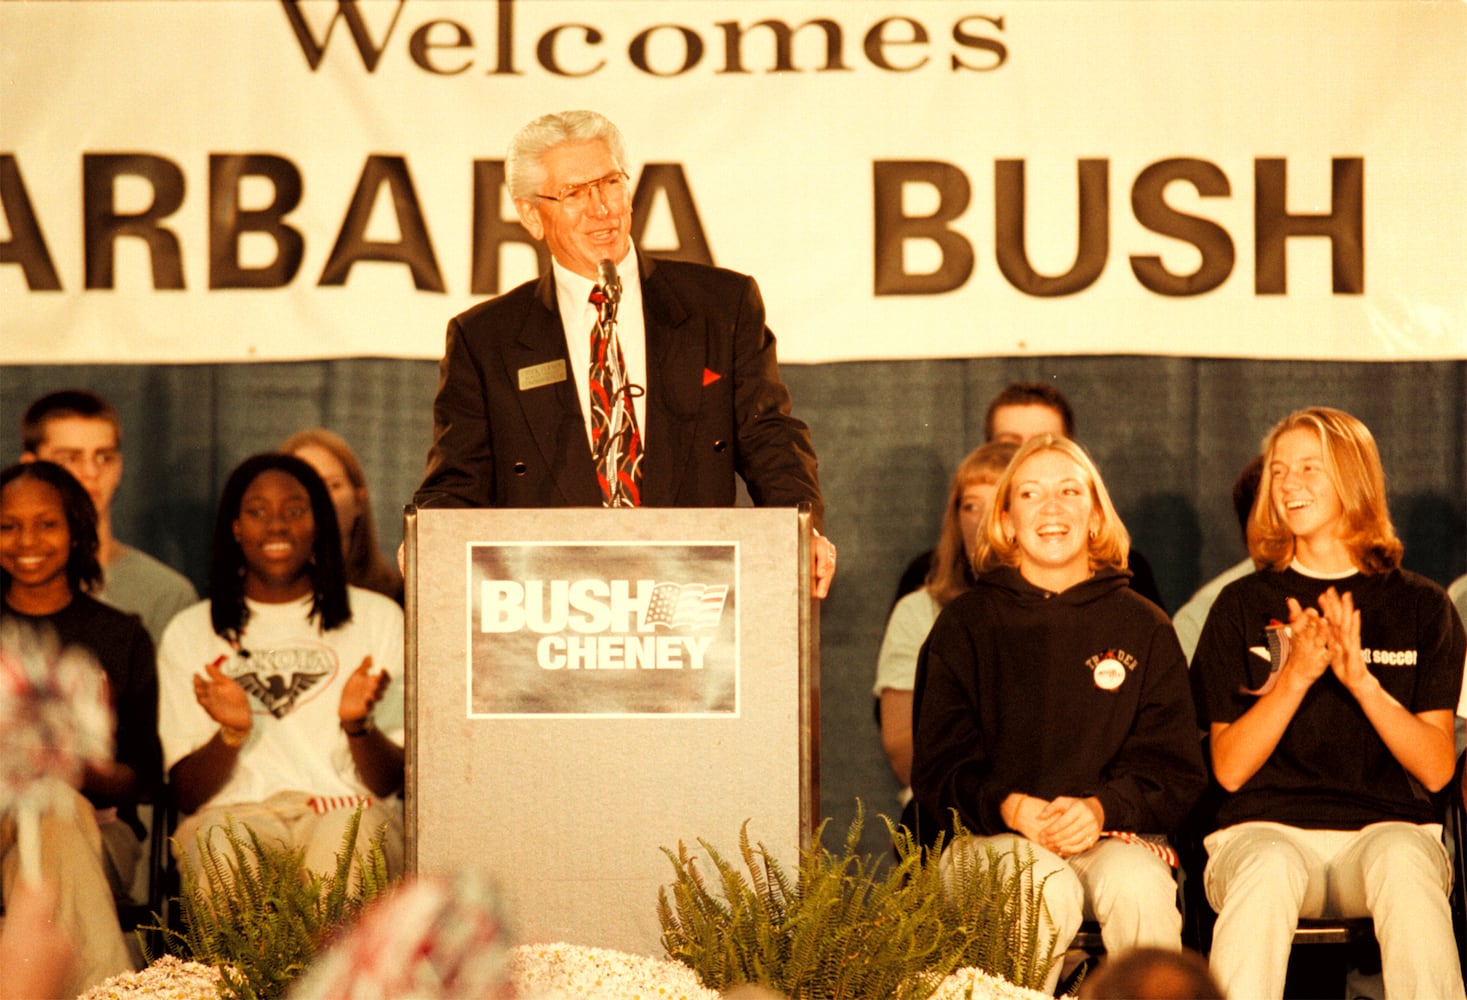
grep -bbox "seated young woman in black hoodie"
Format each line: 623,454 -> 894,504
911,435 -> 1204,993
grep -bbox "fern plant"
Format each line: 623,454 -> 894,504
658,804 -> 1059,999
143,806 -> 394,1000
937,827 -> 1063,990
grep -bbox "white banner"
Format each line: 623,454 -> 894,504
3,0 -> 1464,362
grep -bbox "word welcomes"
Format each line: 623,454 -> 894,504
278,0 -> 1009,78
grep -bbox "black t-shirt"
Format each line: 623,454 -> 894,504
1191,566 -> 1464,829
2,592 -> 162,813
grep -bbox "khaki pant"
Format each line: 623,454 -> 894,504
943,832 -> 1183,994
0,784 -> 133,998
1205,820 -> 1464,1000
173,790 -> 404,891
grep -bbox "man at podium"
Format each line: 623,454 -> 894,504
412,110 -> 836,598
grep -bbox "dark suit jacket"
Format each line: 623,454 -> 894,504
414,253 -> 824,528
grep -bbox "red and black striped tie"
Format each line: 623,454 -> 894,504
588,284 -> 642,506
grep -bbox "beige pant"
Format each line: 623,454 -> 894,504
1205,820 -> 1464,1000
173,790 -> 404,890
99,812 -> 145,903
943,832 -> 1183,994
0,784 -> 134,998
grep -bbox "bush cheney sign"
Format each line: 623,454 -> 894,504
467,541 -> 739,717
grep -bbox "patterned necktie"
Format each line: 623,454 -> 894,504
588,283 -> 642,506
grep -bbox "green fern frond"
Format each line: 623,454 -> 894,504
140,805 -> 397,999
658,802 -> 1063,999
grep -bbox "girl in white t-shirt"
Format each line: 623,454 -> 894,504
158,453 -> 405,881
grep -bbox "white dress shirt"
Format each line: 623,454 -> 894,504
551,245 -> 648,453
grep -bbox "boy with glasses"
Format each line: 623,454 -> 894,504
21,389 -> 197,643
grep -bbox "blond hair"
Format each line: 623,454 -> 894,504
926,440 -> 1019,606
975,434 -> 1130,575
1249,407 -> 1402,574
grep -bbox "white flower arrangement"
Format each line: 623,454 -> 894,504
509,942 -> 720,999
925,966 -> 1054,1000
77,956 -> 228,1000
81,944 -> 1052,1000
505,942 -> 1052,1000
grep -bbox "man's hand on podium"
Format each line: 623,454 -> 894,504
813,530 -> 836,600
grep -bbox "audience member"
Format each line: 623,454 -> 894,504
873,440 -> 1016,804
21,389 -> 197,643
911,435 -> 1205,993
1078,946 -> 1223,1000
1191,407 -> 1465,1000
893,381 -> 1166,609
0,460 -> 161,996
982,380 -> 1075,444
157,453 -> 406,883
1173,455 -> 1264,661
281,428 -> 404,604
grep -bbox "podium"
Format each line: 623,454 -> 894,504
404,505 -> 819,957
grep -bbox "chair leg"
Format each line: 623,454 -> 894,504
1451,751 -> 1467,973
137,787 -> 179,959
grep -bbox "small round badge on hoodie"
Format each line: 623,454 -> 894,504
1092,656 -> 1126,691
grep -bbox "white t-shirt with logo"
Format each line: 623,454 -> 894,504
158,588 -> 405,809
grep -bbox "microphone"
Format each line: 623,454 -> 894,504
597,258 -> 622,308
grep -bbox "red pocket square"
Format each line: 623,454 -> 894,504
702,368 -> 722,386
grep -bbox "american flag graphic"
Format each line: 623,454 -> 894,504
1102,831 -> 1179,868
645,583 -> 729,631
307,794 -> 373,815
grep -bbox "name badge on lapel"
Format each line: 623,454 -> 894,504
518,359 -> 567,391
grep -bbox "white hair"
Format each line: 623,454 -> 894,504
506,110 -> 628,201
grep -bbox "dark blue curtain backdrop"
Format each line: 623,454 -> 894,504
4,357 -> 1464,857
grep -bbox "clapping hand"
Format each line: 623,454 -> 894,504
1283,596 -> 1333,684
338,656 -> 390,725
192,655 -> 252,730
1317,587 -> 1372,696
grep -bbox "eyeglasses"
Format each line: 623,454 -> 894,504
536,171 -> 629,214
